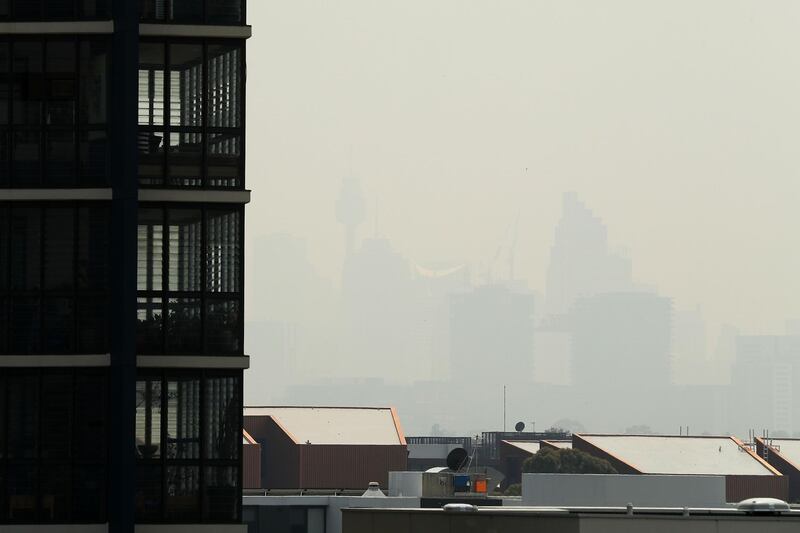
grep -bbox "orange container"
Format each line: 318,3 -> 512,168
474,479 -> 487,493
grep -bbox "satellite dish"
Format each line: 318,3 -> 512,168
446,447 -> 469,471
515,421 -> 525,432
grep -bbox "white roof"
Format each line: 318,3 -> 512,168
766,439 -> 800,468
244,406 -> 404,445
503,441 -> 541,454
577,435 -> 776,476
542,440 -> 572,449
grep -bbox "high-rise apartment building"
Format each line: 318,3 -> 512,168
0,1 -> 250,531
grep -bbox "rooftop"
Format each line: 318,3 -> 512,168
762,438 -> 800,470
576,434 -> 778,476
502,440 -> 541,454
244,406 -> 406,446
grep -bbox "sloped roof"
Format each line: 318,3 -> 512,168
761,438 -> 800,470
244,406 -> 406,446
502,440 -> 541,455
577,434 -> 778,476
542,440 -> 572,449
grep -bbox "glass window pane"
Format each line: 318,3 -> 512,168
41,372 -> 72,459
10,207 -> 41,290
169,44 -> 203,127
139,0 -> 166,21
208,0 -> 242,24
207,133 -> 241,188
135,378 -> 162,459
73,466 -> 106,523
79,129 -> 108,185
7,374 -> 38,459
46,78 -> 76,126
40,467 -> 70,522
165,466 -> 199,521
11,0 -> 41,21
7,465 -> 36,521
43,298 -> 75,353
0,43 -> 9,125
0,0 -> 7,17
0,298 -> 7,354
204,467 -> 239,522
45,130 -> 76,184
81,0 -> 108,18
166,378 -> 200,459
167,298 -> 201,354
9,298 -> 39,354
168,209 -> 201,291
79,41 -> 108,125
135,465 -> 162,521
44,208 -> 75,290
78,298 -> 108,353
12,130 -> 41,185
207,209 -> 241,293
137,297 -> 163,354
206,299 -> 240,354
138,43 -> 165,126
138,129 -> 165,185
207,44 -> 241,128
44,0 -> 73,18
204,376 -> 240,460
0,376 -> 5,458
45,42 -> 76,126
75,373 -> 107,460
138,208 -> 164,291
12,42 -> 43,126
46,41 -> 76,74
78,206 -> 109,289
0,207 -> 7,290
168,132 -> 202,187
171,0 -> 202,22
0,130 -> 8,184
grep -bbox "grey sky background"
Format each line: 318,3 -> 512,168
245,0 -> 800,340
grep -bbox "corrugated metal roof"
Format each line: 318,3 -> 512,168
244,406 -> 404,445
503,440 -> 541,454
578,434 -> 776,476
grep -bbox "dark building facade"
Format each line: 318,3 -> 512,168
0,2 -> 250,532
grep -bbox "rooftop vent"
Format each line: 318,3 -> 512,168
361,482 -> 386,498
736,498 -> 790,515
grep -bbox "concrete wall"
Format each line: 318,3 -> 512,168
522,474 -> 726,507
244,495 -> 419,533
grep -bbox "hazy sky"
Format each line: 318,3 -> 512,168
245,0 -> 800,338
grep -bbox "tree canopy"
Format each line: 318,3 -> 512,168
522,447 -> 617,474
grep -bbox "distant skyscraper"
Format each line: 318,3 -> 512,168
544,192 -> 634,317
449,284 -> 535,385
342,238 -> 416,380
336,178 -> 366,259
569,292 -> 672,388
731,336 -> 800,436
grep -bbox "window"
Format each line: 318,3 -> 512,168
140,0 -> 244,25
0,38 -> 109,187
0,0 -> 109,20
139,40 -> 244,189
136,371 -> 241,524
0,204 -> 111,355
137,206 -> 243,355
0,370 -> 108,524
